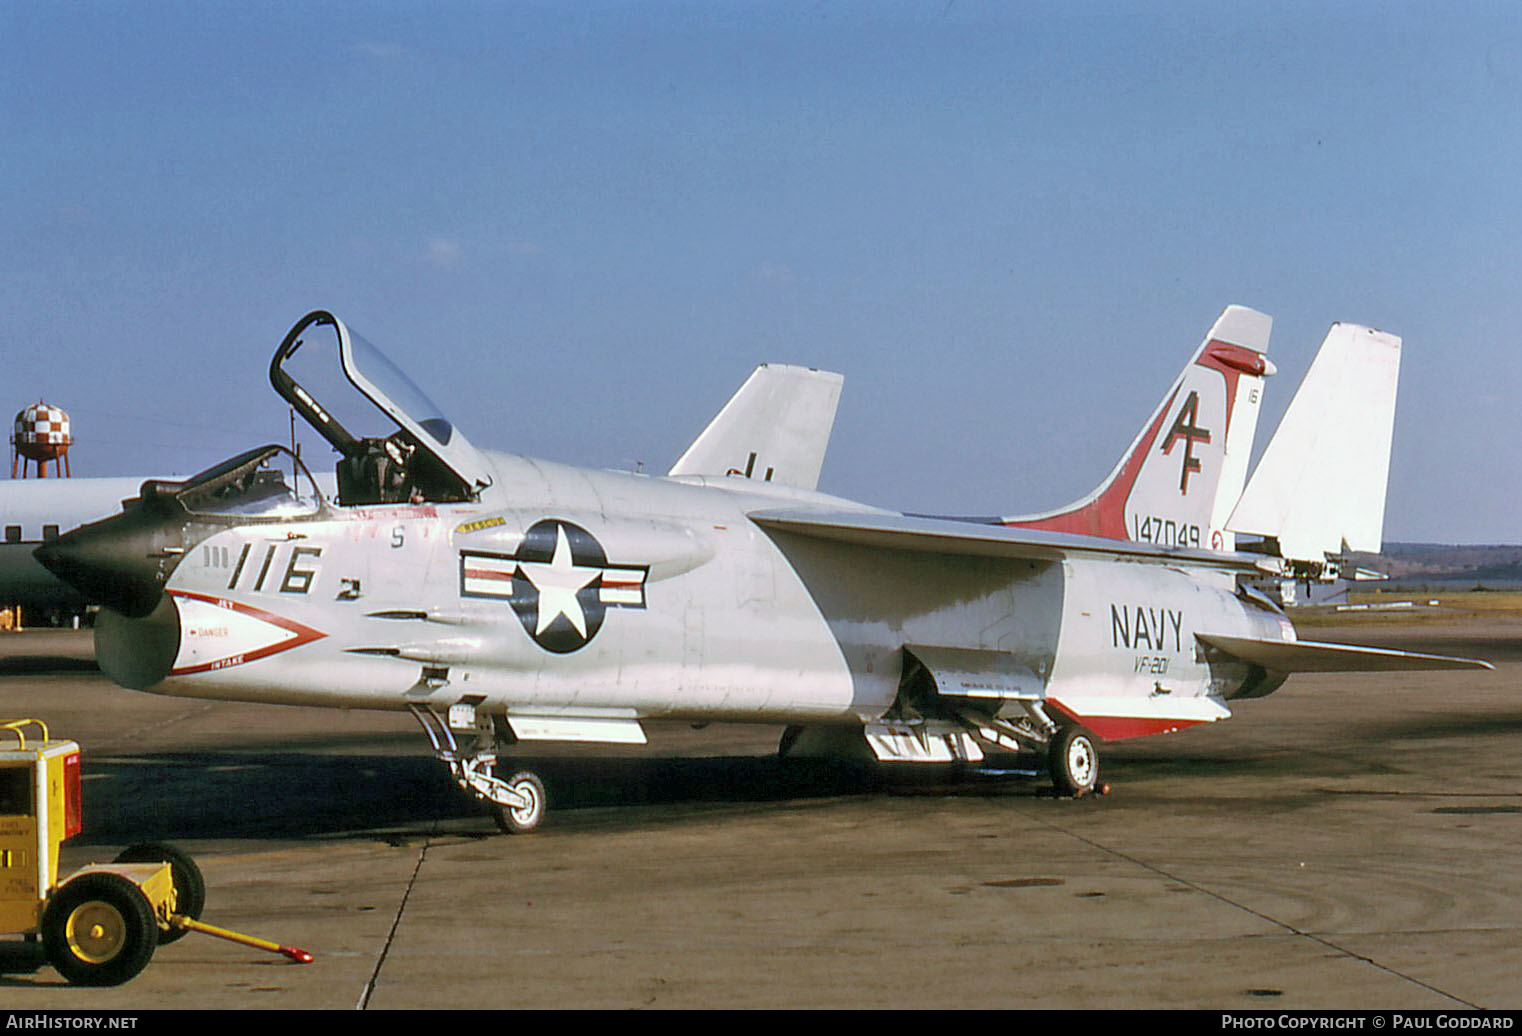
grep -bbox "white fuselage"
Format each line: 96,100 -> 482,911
97,448 -> 1287,736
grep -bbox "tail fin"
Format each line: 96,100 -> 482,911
1003,305 -> 1274,550
668,363 -> 844,491
1226,323 -> 1400,565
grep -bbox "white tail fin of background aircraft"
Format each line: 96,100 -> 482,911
1227,323 -> 1401,565
668,363 -> 844,492
1002,305 -> 1275,551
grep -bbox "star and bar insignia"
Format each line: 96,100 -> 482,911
459,518 -> 648,654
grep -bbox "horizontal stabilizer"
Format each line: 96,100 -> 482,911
1228,323 -> 1401,561
1197,633 -> 1492,673
669,364 -> 844,491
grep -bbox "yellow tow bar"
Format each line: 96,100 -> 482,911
169,914 -> 315,964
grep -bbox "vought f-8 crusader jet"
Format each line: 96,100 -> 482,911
36,307 -> 1489,832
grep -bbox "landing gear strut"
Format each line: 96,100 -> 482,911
409,705 -> 547,834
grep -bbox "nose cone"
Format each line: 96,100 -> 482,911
33,499 -> 187,618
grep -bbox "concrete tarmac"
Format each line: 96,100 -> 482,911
0,623 -> 1518,1010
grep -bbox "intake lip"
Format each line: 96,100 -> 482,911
94,593 -> 181,690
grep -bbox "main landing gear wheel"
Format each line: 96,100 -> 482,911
1048,726 -> 1099,797
113,842 -> 205,944
490,770 -> 548,835
41,872 -> 159,987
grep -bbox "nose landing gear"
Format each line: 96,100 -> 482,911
409,705 -> 547,834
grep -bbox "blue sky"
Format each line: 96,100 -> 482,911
3,1 -> 1519,542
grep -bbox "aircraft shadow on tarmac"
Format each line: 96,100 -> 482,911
67,748 -> 917,843
66,738 -> 1410,844
0,654 -> 99,676
62,740 -> 1115,843
12,636 -> 1517,844
57,715 -> 1522,844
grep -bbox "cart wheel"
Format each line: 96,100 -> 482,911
491,770 -> 547,834
42,873 -> 158,986
114,843 -> 205,943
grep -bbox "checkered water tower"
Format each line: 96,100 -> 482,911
10,402 -> 73,478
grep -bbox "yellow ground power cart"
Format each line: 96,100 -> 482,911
0,718 -> 312,986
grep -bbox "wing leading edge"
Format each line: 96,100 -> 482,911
749,508 -> 1270,571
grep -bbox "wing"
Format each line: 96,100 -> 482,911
751,509 -> 1494,677
749,508 -> 1270,571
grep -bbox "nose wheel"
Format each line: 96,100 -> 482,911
410,705 -> 548,834
489,769 -> 547,834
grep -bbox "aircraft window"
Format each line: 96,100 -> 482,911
344,329 -> 455,447
277,320 -> 397,446
3,526 -> 18,544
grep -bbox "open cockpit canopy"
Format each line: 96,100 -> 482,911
269,311 -> 493,506
143,444 -> 326,520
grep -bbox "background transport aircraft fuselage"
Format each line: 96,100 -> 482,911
33,309 -> 1487,829
0,477 -> 162,608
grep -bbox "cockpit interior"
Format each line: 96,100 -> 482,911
268,311 -> 488,507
